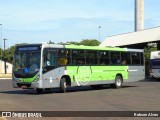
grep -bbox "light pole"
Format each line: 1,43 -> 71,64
3,38 -> 7,74
0,24 -> 2,74
98,26 -> 101,41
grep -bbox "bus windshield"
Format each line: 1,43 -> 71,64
13,45 -> 41,78
150,59 -> 160,69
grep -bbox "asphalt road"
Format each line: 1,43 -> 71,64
0,78 -> 160,119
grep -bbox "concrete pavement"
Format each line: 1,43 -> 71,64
0,74 -> 12,79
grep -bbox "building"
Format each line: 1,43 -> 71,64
0,60 -> 12,74
100,27 -> 160,49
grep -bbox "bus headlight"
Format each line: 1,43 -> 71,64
33,75 -> 40,82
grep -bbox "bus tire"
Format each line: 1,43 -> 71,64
115,76 -> 123,88
36,88 -> 43,94
60,78 -> 67,93
110,76 -> 123,89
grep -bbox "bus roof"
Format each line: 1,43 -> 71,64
15,43 -> 143,52
64,45 -> 143,52
64,45 -> 126,51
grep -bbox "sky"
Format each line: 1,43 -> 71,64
0,0 -> 160,48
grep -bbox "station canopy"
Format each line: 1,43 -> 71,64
100,27 -> 160,49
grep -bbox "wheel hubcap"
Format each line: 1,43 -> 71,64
64,82 -> 67,88
116,79 -> 121,86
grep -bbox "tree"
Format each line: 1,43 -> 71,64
79,39 -> 101,46
48,40 -> 55,44
7,46 -> 16,63
144,43 -> 157,64
2,45 -> 16,63
144,43 -> 157,75
57,42 -> 65,45
61,39 -> 101,46
0,48 -> 2,60
65,41 -> 79,45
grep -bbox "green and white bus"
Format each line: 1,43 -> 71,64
12,43 -> 145,93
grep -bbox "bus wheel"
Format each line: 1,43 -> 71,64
115,76 -> 123,88
36,88 -> 43,94
60,78 -> 67,93
110,76 -> 123,88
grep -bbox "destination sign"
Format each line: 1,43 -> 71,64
16,46 -> 41,52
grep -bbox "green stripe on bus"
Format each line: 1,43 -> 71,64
64,45 -> 126,51
21,74 -> 37,83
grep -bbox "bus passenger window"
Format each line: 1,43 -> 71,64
44,54 -> 50,67
99,51 -> 109,65
58,58 -> 67,65
42,48 -> 56,73
110,52 -> 120,65
72,50 -> 85,65
121,59 -> 126,65
121,52 -> 131,65
58,49 -> 68,65
131,53 -> 140,65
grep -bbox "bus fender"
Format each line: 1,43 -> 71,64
60,75 -> 71,87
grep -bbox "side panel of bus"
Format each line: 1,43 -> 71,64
66,66 -> 128,86
127,66 -> 145,82
42,67 -> 65,88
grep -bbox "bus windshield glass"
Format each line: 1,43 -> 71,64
150,59 -> 160,69
13,45 -> 41,78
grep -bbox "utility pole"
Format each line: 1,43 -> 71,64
4,38 -> 7,74
0,24 -> 2,74
99,26 -> 101,41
